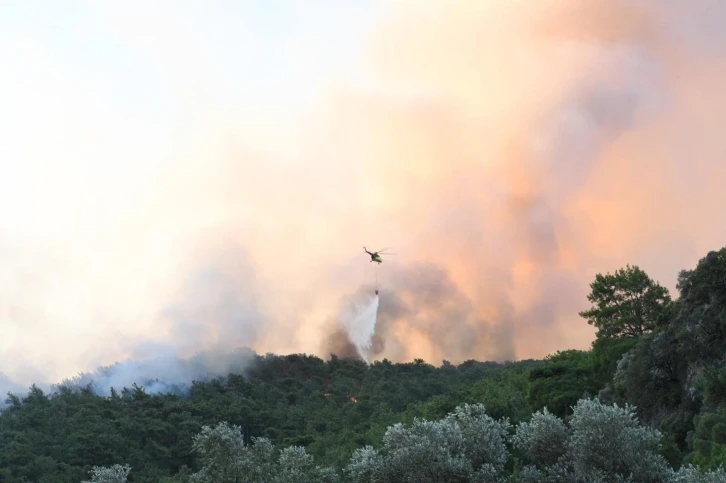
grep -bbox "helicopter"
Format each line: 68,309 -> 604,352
363,247 -> 393,264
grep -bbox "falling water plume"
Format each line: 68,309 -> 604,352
338,291 -> 380,363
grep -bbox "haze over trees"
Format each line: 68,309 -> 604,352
2,247 -> 726,482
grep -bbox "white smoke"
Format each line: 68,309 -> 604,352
338,292 -> 380,363
56,345 -> 257,397
0,372 -> 28,404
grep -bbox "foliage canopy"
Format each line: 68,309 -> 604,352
579,264 -> 672,340
3,247 -> 726,481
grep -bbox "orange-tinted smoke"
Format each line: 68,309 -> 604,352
6,0 -> 726,386
148,0 -> 726,366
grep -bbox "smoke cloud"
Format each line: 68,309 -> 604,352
59,345 -> 258,398
2,0 -> 726,393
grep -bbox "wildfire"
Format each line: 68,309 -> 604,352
349,396 -> 358,404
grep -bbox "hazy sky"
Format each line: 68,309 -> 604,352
2,0 -> 726,388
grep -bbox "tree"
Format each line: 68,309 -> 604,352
579,264 -> 671,340
81,464 -> 131,483
511,398 -> 726,482
526,350 -> 601,417
682,407 -> 726,472
671,464 -> 726,482
566,399 -> 671,482
345,403 -> 510,483
189,422 -> 337,483
511,408 -> 568,467
673,248 -> 726,367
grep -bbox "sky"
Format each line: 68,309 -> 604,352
1,0 -> 726,390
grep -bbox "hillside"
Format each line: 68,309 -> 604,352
1,246 -> 726,482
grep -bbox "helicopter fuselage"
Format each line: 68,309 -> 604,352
364,247 -> 384,263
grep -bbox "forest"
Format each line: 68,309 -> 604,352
1,246 -> 726,482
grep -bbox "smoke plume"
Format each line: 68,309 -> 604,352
59,345 -> 257,398
1,0 -> 726,393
